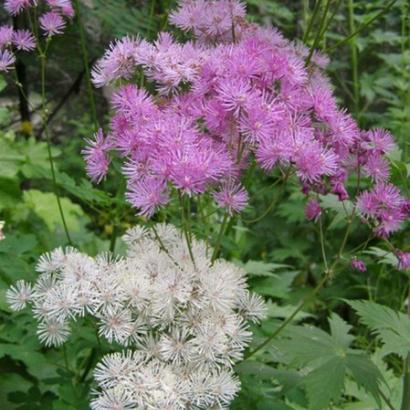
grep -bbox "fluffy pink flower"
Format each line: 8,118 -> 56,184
396,251 -> 410,271
294,142 -> 338,183
84,0 -> 406,222
0,50 -> 16,72
362,129 -> 395,154
12,29 -> 36,51
305,199 -> 321,221
351,258 -> 367,272
82,129 -> 112,183
0,26 -> 14,48
4,0 -> 36,15
92,37 -> 140,87
357,183 -> 407,237
39,11 -> 66,37
170,0 -> 246,41
363,154 -> 390,183
126,177 -> 169,217
46,0 -> 74,18
217,80 -> 258,117
213,181 -> 248,215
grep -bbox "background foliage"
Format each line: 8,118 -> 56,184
0,0 -> 409,409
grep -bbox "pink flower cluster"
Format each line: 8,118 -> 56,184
4,0 -> 73,17
84,0 -> 409,239
0,0 -> 73,71
0,25 -> 35,71
357,183 -> 409,237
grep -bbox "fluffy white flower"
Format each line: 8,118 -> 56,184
7,223 -> 265,409
6,280 -> 32,311
37,318 -> 70,347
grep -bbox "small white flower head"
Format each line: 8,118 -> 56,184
98,306 -> 134,344
37,318 -> 70,347
159,327 -> 194,365
6,280 -> 32,311
237,291 -> 267,323
8,223 -> 266,409
36,247 -> 73,274
90,387 -> 136,410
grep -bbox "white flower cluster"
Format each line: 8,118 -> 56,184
7,224 -> 266,409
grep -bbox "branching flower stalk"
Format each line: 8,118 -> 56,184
25,6 -> 74,245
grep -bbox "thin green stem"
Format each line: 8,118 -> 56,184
379,387 -> 398,410
305,0 -> 332,66
243,173 -> 291,224
211,212 -> 229,263
348,0 -> 360,118
303,0 -> 323,43
327,0 -> 399,52
80,347 -> 97,382
73,0 -> 98,130
319,0 -> 342,45
245,272 -> 330,359
178,192 -> 196,267
319,215 -> 329,272
40,52 -> 73,245
246,191 -> 357,359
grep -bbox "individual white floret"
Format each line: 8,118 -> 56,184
35,247 -> 75,274
42,284 -> 81,322
98,306 -> 134,344
237,290 -> 267,323
198,261 -> 246,313
191,321 -> 228,366
6,280 -> 32,311
90,386 -> 136,410
60,251 -> 98,285
94,351 -> 142,389
159,327 -> 194,365
37,318 -> 70,347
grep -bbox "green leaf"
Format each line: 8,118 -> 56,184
241,260 -> 291,277
319,194 -> 353,230
304,356 -> 345,410
363,246 -> 398,267
265,301 -> 313,321
348,300 -> 410,358
0,139 -> 24,178
23,190 -> 87,233
0,178 -> 21,210
0,343 -> 58,381
329,313 -> 355,350
252,271 -> 299,299
0,75 -> 6,92
346,353 -> 383,408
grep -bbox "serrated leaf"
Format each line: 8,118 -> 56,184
345,353 -> 383,408
329,314 -> 355,349
305,356 -> 345,410
348,300 -> 410,358
275,325 -> 335,366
